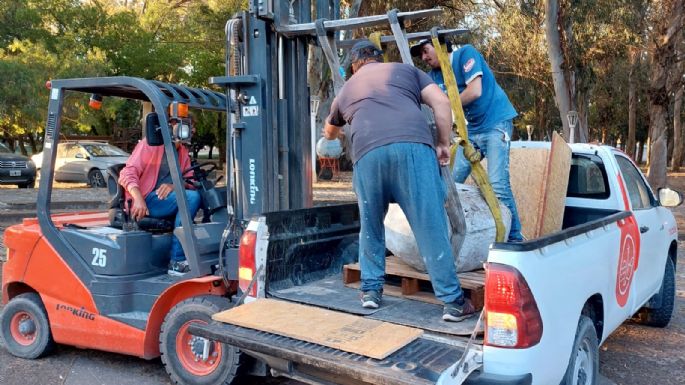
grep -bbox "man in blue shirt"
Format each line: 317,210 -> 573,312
411,40 -> 523,242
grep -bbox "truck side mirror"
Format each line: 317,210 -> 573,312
658,187 -> 683,207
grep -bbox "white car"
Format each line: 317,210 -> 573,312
32,141 -> 129,187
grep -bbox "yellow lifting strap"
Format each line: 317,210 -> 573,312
430,34 -> 507,242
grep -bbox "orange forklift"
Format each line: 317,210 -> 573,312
0,77 -> 245,385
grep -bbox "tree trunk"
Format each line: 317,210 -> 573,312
673,85 -> 684,171
647,0 -> 684,188
17,137 -> 27,156
636,139 -> 645,165
627,48 -> 638,160
577,89 -> 589,142
544,0 -> 574,141
669,34 -> 684,171
27,133 -> 38,153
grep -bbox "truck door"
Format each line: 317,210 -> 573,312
613,154 -> 668,310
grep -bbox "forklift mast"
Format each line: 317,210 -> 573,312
211,1 -> 468,222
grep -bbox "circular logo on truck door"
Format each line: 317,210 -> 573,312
616,216 -> 640,307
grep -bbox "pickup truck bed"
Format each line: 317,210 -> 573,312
190,202 -> 627,385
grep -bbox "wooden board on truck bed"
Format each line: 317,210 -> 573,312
212,298 -> 423,360
343,256 -> 485,309
509,132 -> 571,239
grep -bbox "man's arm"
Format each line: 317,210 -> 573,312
324,118 -> 343,140
421,83 -> 453,166
459,76 -> 482,106
324,97 -> 344,140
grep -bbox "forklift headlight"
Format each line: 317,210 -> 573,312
172,122 -> 192,142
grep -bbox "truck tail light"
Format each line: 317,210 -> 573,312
238,230 -> 258,297
484,263 -> 543,348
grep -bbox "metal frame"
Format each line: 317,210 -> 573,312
38,77 -> 228,317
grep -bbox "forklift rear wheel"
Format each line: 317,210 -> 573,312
0,292 -> 55,359
160,296 -> 242,385
88,169 -> 106,188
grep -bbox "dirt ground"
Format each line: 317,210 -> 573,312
0,174 -> 683,384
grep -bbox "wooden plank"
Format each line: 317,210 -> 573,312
509,147 -> 549,240
537,132 -> 572,237
401,278 -> 419,295
346,281 -> 442,305
213,299 -> 423,360
343,266 -> 361,284
344,257 -> 485,290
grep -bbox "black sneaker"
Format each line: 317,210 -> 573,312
443,298 -> 477,322
168,260 -> 190,276
360,290 -> 382,309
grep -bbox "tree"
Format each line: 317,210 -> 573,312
670,35 -> 684,171
646,0 -> 684,188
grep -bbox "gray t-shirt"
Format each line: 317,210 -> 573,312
327,62 -> 435,163
154,152 -> 173,190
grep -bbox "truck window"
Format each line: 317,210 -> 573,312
567,154 -> 610,199
614,155 -> 654,209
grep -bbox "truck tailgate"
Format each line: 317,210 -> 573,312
190,321 -> 469,385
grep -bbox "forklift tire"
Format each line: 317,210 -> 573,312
160,296 -> 242,385
560,316 -> 598,385
0,292 -> 55,359
634,258 -> 675,328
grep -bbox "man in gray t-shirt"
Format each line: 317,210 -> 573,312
324,40 -> 476,322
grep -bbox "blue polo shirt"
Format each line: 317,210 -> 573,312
428,44 -> 517,134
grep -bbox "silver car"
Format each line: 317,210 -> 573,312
32,141 -> 129,187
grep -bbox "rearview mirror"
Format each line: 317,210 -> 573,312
658,188 -> 683,207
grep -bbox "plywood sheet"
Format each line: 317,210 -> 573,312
212,299 -> 423,360
538,132 -> 572,236
509,148 -> 549,240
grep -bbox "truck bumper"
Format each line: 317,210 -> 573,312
464,371 -> 532,385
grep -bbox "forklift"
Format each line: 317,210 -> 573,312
1,1 -> 467,385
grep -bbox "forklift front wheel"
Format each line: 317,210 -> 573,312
160,296 -> 242,385
0,292 -> 55,359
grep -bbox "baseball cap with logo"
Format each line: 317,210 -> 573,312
410,39 -> 431,57
349,40 -> 383,64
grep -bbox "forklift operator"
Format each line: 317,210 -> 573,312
324,40 -> 476,322
118,117 -> 201,276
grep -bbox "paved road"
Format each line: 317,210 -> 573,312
1,184 -> 682,384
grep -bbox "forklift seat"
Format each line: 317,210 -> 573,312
107,163 -> 175,232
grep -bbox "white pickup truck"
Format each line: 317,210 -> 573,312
191,142 -> 680,385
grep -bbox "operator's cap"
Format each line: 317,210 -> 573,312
349,40 -> 383,63
410,38 -> 431,57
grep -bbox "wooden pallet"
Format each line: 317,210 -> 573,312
343,256 -> 485,309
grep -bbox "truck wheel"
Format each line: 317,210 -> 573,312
0,292 -> 55,359
560,316 -> 598,385
88,169 -> 106,188
160,296 -> 242,385
634,258 -> 675,328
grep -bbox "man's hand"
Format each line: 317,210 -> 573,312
436,144 -> 451,167
155,183 -> 174,200
130,197 -> 149,221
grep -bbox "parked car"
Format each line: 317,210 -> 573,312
31,141 -> 129,187
0,142 -> 37,188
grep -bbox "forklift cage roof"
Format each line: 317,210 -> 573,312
49,76 -> 227,112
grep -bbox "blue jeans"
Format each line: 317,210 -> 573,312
353,142 -> 464,304
145,189 -> 202,262
453,119 -> 523,241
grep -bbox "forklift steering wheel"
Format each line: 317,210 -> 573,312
182,162 -> 217,185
